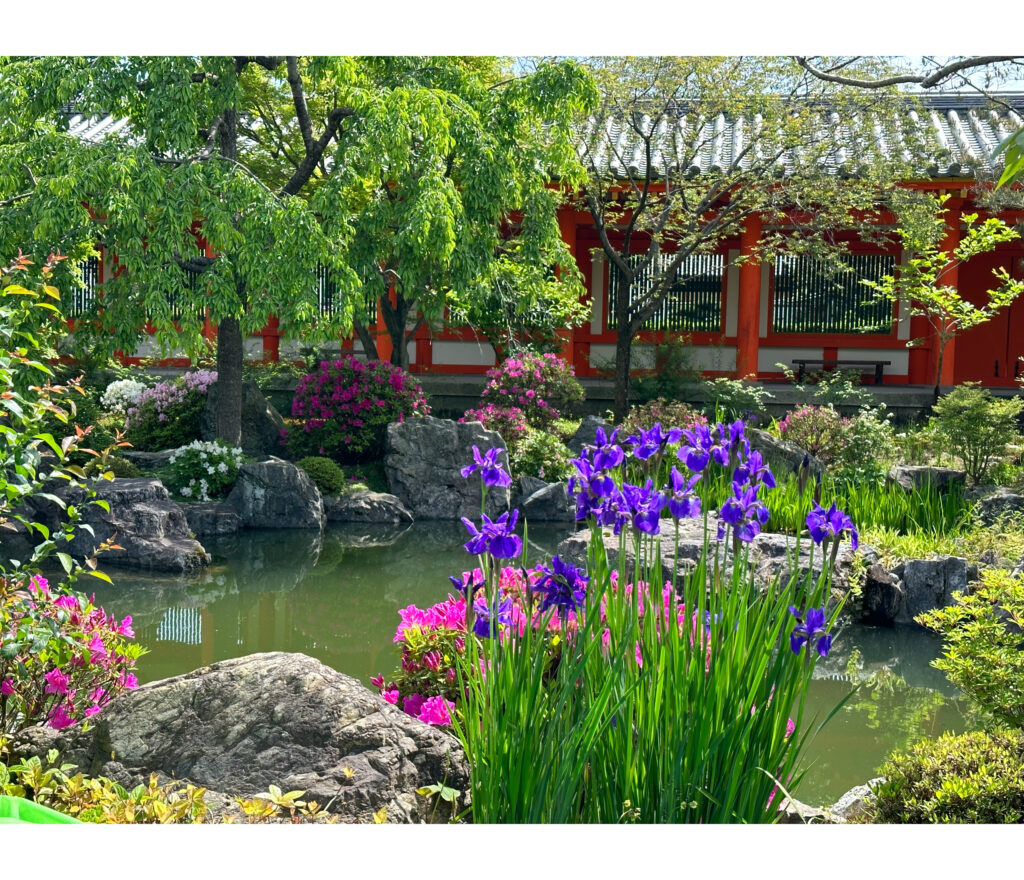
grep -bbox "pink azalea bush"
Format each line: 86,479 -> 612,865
372,566 -> 713,726
459,404 -> 530,449
285,356 -> 430,463
776,404 -> 847,465
124,370 -> 217,451
1,576 -> 144,736
480,352 -> 583,429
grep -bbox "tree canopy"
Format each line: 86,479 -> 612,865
0,55 -> 597,439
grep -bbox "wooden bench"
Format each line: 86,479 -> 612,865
792,358 -> 891,385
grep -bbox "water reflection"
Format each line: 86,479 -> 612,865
88,523 -> 971,807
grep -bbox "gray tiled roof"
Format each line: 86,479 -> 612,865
65,114 -> 131,142
64,93 -> 1024,181
576,93 -> 1024,180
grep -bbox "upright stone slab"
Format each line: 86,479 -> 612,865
385,416 -> 509,520
201,379 -> 287,457
747,428 -> 825,480
226,457 -> 324,529
887,465 -> 966,495
567,415 -> 609,457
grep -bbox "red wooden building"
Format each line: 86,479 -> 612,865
71,92 -> 1024,388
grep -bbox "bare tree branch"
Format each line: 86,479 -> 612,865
285,56 -> 316,155
794,56 -> 1022,90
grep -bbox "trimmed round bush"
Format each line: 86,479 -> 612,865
297,456 -> 347,495
867,729 -> 1024,824
480,352 -> 583,428
83,456 -> 140,479
619,398 -> 707,439
285,356 -> 430,463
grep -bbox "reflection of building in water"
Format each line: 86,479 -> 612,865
156,606 -> 202,645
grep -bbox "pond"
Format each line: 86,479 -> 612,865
87,522 -> 973,809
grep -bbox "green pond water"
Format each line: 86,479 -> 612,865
88,522 -> 972,809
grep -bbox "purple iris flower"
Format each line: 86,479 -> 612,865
788,606 -> 832,657
569,455 -> 617,522
621,480 -> 668,535
667,466 -> 702,520
679,423 -> 715,472
473,596 -> 514,639
461,510 -> 523,559
626,422 -> 683,462
461,445 -> 512,488
733,449 -> 776,490
591,426 -> 625,471
533,555 -> 588,617
806,502 -> 858,550
449,569 -> 486,599
719,481 -> 770,542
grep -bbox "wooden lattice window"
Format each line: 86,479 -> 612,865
771,253 -> 895,335
70,255 -> 100,317
315,263 -> 376,324
607,253 -> 724,332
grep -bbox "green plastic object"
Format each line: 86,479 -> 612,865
0,795 -> 81,824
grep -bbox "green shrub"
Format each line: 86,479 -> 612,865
164,440 -> 245,502
775,404 -> 896,482
917,568 -> 1024,729
699,376 -> 773,422
867,729 -> 1024,823
930,383 -> 1023,484
83,455 -> 140,479
776,363 -> 875,408
632,337 -> 702,404
509,428 -> 572,482
297,456 -> 348,495
619,397 -> 707,439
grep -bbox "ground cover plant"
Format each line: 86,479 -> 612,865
375,417 -> 857,822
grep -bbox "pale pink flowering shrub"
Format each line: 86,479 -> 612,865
1,576 -> 144,736
124,370 -> 218,451
480,352 -> 583,429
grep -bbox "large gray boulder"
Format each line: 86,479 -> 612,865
747,428 -> 825,480
385,416 -> 509,520
887,465 -> 966,495
201,379 -> 287,458
829,778 -> 885,823
179,501 -> 241,536
227,457 -> 324,529
974,488 -> 1024,526
10,653 -> 468,824
556,517 -> 863,591
324,490 -> 413,525
36,478 -> 209,573
890,556 -> 968,625
567,415 -> 608,457
861,562 -> 904,626
511,476 -> 574,522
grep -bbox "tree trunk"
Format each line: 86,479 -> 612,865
613,327 -> 633,424
380,293 -> 413,371
214,100 -> 244,446
215,315 -> 243,447
352,317 -> 379,360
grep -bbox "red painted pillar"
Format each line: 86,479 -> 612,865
263,316 -> 280,362
557,212 -> 578,369
735,214 -> 762,379
376,291 -> 393,364
936,199 -> 962,388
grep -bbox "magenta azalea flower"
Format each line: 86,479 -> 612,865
44,668 -> 71,695
417,695 -> 455,726
403,693 -> 425,718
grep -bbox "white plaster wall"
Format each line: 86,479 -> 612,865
432,340 -> 496,367
589,343 -> 735,372
836,347 -> 909,375
757,346 -> 824,374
